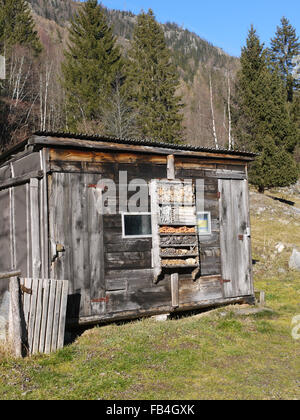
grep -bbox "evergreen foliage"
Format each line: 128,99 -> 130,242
128,9 -> 184,144
61,0 -> 122,132
0,0 -> 42,55
269,17 -> 300,101
233,26 -> 299,191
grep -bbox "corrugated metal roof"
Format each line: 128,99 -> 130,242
33,131 -> 257,157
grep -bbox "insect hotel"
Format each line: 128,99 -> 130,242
0,132 -> 256,352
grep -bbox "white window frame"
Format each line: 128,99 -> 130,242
197,211 -> 212,236
121,212 -> 152,239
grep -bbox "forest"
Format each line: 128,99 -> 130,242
0,0 -> 299,191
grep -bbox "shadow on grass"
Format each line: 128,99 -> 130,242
266,195 -> 296,207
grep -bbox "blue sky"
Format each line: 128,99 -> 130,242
99,0 -> 300,57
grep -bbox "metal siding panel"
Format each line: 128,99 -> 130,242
0,189 -> 11,274
14,184 -> 28,277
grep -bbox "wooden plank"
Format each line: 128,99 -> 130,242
39,279 -> 50,354
244,179 -> 254,296
41,149 -> 49,279
57,280 -> 69,350
32,278 -> 43,354
70,173 -> 90,317
179,276 -> 223,304
171,273 -> 179,308
51,280 -> 63,352
26,183 -> 31,278
150,180 -> 162,283
12,153 -> 41,178
0,170 -> 44,191
0,190 -> 12,274
0,271 -> 22,280
219,179 -> 235,297
49,148 -> 167,165
14,185 -> 28,279
88,175 -> 106,316
234,180 -> 253,296
106,286 -> 171,314
0,165 -> 11,182
167,155 -> 175,180
49,173 -> 72,284
8,276 -> 23,357
45,280 -> 56,354
9,186 -> 16,270
104,252 -> 151,270
22,277 -> 32,326
27,278 -> 39,353
30,179 -> 41,278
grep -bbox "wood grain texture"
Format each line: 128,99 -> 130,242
219,179 -> 253,298
20,278 -> 68,355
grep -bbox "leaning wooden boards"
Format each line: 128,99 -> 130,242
20,278 -> 68,355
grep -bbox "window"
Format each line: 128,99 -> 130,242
197,212 -> 212,236
122,213 -> 152,238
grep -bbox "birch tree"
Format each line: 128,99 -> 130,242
209,73 -> 219,149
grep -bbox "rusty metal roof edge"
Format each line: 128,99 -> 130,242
32,131 -> 257,158
0,131 -> 257,163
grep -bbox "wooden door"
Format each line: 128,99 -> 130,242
219,179 -> 253,298
49,173 -> 106,320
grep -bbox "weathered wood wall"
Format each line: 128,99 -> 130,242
0,143 -> 253,330
48,148 -> 251,324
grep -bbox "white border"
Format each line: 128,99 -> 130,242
121,212 -> 153,239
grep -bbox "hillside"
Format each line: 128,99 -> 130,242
27,0 -> 239,147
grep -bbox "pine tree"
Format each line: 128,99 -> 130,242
249,135 -> 298,191
128,9 -> 184,144
270,17 -> 300,101
0,0 -> 42,55
232,26 -> 299,192
61,0 -> 122,132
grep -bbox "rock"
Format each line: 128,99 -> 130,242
152,314 -> 170,322
275,243 -> 285,254
234,307 -> 274,316
289,249 -> 300,271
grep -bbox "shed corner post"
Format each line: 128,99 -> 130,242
0,270 -> 24,357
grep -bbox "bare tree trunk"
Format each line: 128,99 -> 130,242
227,71 -> 233,150
209,73 -> 219,150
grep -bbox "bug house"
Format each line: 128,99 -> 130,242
0,132 -> 256,330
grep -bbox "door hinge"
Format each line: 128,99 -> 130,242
21,284 -> 32,295
217,191 -> 221,199
238,234 -> 244,241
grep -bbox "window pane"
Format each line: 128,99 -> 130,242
197,212 -> 211,235
124,214 -> 152,237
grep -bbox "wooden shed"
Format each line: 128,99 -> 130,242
0,132 -> 256,329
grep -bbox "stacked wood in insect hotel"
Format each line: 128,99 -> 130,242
0,132 -> 256,332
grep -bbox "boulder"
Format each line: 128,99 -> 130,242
275,242 -> 285,254
289,249 -> 300,271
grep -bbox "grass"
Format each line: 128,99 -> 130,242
0,189 -> 299,400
